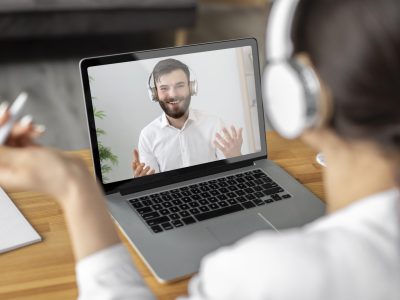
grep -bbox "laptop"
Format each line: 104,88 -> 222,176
80,38 -> 325,283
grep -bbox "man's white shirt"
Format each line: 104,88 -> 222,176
76,188 -> 400,300
137,109 -> 225,173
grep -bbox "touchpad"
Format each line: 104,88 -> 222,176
206,213 -> 275,246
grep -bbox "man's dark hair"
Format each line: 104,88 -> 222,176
292,0 -> 400,153
152,59 -> 190,84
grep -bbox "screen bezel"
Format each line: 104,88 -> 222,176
80,37 -> 268,195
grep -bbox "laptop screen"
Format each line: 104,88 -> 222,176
81,39 -> 267,192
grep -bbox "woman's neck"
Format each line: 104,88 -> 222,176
323,142 -> 397,213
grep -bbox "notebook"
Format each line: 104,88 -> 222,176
0,188 -> 41,254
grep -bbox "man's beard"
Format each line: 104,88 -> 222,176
159,94 -> 191,119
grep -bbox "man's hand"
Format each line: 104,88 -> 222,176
132,149 -> 155,177
214,126 -> 243,158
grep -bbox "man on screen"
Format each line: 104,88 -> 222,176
132,58 -> 243,177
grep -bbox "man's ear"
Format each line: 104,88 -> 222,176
295,52 -> 333,129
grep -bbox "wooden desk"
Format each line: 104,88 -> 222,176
0,132 -> 324,300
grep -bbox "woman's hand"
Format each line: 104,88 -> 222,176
0,101 -> 94,206
0,102 -> 45,147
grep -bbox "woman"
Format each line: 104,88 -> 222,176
0,0 -> 399,299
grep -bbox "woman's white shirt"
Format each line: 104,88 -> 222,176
76,188 -> 400,300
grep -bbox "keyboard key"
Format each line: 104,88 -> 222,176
161,222 -> 173,230
209,197 -> 218,203
263,187 -> 284,196
189,201 -> 199,208
152,204 -> 162,210
190,188 -> 201,194
254,199 -> 265,206
179,211 -> 190,217
172,193 -> 182,199
142,200 -> 152,206
172,220 -> 184,228
217,194 -> 228,201
170,213 -> 180,220
201,192 -> 211,198
199,199 -> 209,205
194,204 -> 244,221
182,197 -> 191,203
255,191 -> 264,198
172,199 -> 183,206
210,190 -> 220,196
272,194 -> 282,201
181,191 -> 192,197
236,196 -> 247,203
244,187 -> 255,194
131,202 -> 143,209
160,209 -> 170,215
182,216 -> 197,225
209,203 -> 219,210
282,194 -> 292,199
190,208 -> 200,214
146,216 -> 170,226
219,201 -> 228,207
170,206 -> 180,213
191,195 -> 201,201
236,190 -> 245,196
129,198 -> 140,203
227,192 -> 237,198
142,211 -> 160,220
137,207 -> 152,215
200,186 -> 210,192
219,187 -> 229,193
262,183 -> 277,190
228,199 -> 237,205
179,204 -> 190,210
151,225 -> 163,233
245,194 -> 256,200
153,197 -> 162,204
242,201 -> 256,209
253,186 -> 262,192
162,202 -> 172,208
200,206 -> 210,212
162,195 -> 173,201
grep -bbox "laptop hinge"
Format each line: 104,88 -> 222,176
120,160 -> 255,196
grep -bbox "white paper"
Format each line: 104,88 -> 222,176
0,187 -> 41,254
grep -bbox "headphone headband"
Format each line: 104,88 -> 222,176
263,0 -> 322,139
267,0 -> 301,61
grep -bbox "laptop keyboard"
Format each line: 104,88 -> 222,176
128,169 -> 291,233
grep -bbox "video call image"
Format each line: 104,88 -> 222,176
88,46 -> 262,184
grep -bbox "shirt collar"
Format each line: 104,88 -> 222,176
159,109 -> 197,129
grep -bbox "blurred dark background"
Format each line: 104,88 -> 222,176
0,0 -> 268,149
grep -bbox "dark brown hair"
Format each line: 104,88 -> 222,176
152,59 -> 190,84
293,0 -> 400,152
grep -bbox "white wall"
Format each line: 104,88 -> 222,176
88,46 -> 260,183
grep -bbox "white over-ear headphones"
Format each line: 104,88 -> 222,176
262,0 -> 322,139
147,67 -> 198,103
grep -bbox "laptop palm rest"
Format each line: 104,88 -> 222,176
206,213 -> 276,246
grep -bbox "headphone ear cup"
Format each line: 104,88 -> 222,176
263,60 -> 320,139
148,87 -> 158,102
190,80 -> 198,96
